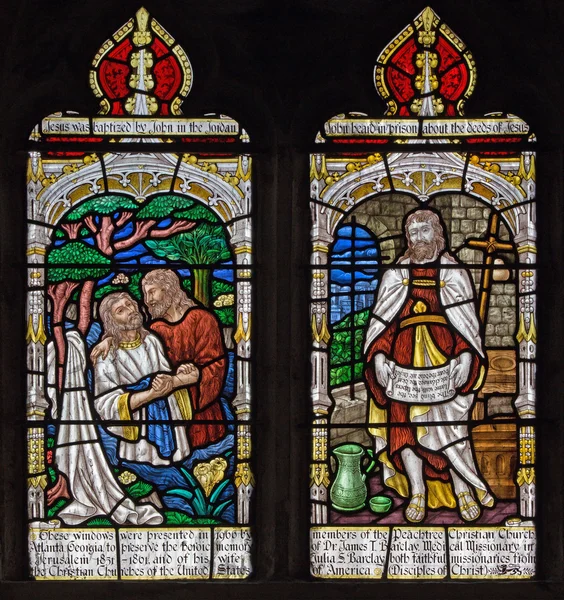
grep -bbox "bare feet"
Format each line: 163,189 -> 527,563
404,493 -> 426,523
46,474 -> 71,506
457,490 -> 480,521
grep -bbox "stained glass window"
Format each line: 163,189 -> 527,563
26,8 -> 254,580
309,7 -> 536,580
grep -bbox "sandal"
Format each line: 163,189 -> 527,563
458,491 -> 480,522
404,493 -> 426,523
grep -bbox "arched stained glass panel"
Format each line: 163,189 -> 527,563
309,6 -> 536,581
26,8 -> 254,580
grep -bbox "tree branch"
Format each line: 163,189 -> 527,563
47,281 -> 80,391
47,282 -> 80,317
78,280 -> 95,334
114,219 -> 157,251
150,220 -> 196,239
84,215 -> 98,234
61,222 -> 81,240
116,211 -> 134,227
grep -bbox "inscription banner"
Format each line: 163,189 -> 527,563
323,117 -> 529,138
388,527 -> 447,579
449,527 -> 536,579
119,528 -> 211,580
212,527 -> 253,579
40,117 -> 240,137
310,527 -> 389,578
310,526 -> 535,579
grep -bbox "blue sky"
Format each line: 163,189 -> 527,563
330,225 -> 379,288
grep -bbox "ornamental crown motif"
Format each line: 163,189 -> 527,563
374,6 -> 476,117
89,7 -> 193,116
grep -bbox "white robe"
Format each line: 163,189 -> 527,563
364,254 -> 492,503
47,330 -> 162,525
94,333 -> 191,466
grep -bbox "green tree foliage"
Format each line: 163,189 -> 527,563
333,309 -> 370,330
137,194 -> 219,225
354,328 -> 364,361
65,195 -> 139,221
164,512 -> 220,526
182,278 -> 193,294
215,307 -> 235,326
146,224 -> 230,264
212,279 -> 234,297
136,195 -> 194,219
330,330 -> 352,365
146,223 -> 231,306
47,242 -> 111,282
174,204 -> 219,222
330,365 -> 351,387
329,308 -> 370,387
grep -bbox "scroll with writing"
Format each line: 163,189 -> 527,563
385,364 -> 455,404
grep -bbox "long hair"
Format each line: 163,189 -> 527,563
98,292 -> 149,345
141,269 -> 195,311
403,209 -> 446,258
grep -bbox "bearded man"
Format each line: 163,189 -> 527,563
94,292 -> 193,466
363,208 -> 494,523
93,269 -> 227,449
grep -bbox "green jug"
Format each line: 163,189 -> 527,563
330,443 -> 376,512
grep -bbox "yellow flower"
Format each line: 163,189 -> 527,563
118,471 -> 137,485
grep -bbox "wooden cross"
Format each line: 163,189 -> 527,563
466,212 -> 514,322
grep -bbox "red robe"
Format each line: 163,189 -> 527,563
365,267 -> 482,481
150,308 -> 227,449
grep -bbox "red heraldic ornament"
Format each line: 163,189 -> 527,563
375,6 -> 476,117
90,7 -> 192,116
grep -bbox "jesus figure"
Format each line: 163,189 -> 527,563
94,292 -> 195,466
92,269 -> 228,449
363,208 -> 495,523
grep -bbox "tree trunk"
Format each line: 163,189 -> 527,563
47,282 -> 79,391
78,280 -> 95,335
193,268 -> 210,306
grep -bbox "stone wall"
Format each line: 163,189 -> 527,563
329,383 -> 372,447
345,193 -> 418,263
486,284 -> 517,346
